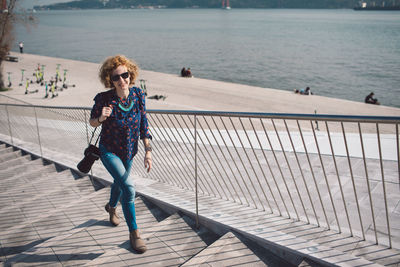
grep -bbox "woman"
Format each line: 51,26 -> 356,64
89,55 -> 152,253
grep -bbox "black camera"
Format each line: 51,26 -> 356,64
77,144 -> 101,173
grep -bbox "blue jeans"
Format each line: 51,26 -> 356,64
99,144 -> 137,232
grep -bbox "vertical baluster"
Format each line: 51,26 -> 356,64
161,114 -> 216,194
270,119 -> 301,220
185,116 -> 220,198
358,122 -> 377,244
220,116 -> 258,208
376,123 -> 391,248
181,115 -> 228,199
84,109 -> 89,144
341,122 -> 364,239
228,117 -> 266,211
33,107 -> 43,157
212,116 -> 250,206
195,115 -> 199,229
283,120 -> 312,224
151,114 -> 193,189
397,123 -> 399,186
254,118 -> 283,215
247,118 -> 275,213
196,116 -> 235,201
260,119 -> 291,218
297,120 -> 329,229
326,121 -> 352,235
138,124 -> 166,183
178,114 -> 232,200
203,116 -> 244,205
238,117 -> 273,211
310,121 -> 340,232
147,115 -> 183,186
187,115 -> 226,199
5,105 -> 14,145
157,113 -> 199,189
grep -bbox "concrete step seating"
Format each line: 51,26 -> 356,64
0,144 -> 299,267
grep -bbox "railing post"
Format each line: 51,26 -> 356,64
84,109 -> 90,144
397,123 -> 399,187
5,104 -> 13,145
33,107 -> 43,157
314,109 -> 319,130
194,115 -> 199,229
376,123 -> 391,248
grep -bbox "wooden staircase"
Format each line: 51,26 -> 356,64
0,143 -> 303,266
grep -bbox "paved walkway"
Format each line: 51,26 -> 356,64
3,52 -> 400,116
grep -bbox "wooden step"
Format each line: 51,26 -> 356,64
0,150 -> 23,163
1,187 -> 109,262
0,164 -> 59,194
85,212 -> 220,266
0,146 -> 14,154
4,196 -> 169,266
0,157 -> 43,176
182,232 -> 274,266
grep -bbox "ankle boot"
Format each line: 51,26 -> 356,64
130,230 -> 147,253
105,203 -> 120,226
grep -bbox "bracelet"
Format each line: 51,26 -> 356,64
145,146 -> 152,152
97,117 -> 104,124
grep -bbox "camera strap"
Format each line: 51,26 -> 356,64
89,127 -> 100,146
133,87 -> 143,111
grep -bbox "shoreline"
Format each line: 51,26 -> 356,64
2,52 -> 400,117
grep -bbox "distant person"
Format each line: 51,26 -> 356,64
186,68 -> 192,77
297,87 -> 312,95
181,67 -> 186,77
148,94 -> 167,100
300,87 -> 312,95
365,92 -> 379,105
19,42 -> 23,53
180,67 -> 193,77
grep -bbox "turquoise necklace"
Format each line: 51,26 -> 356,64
118,96 -> 134,112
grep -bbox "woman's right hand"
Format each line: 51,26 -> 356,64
99,105 -> 113,122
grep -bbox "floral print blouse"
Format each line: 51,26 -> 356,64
90,87 -> 152,162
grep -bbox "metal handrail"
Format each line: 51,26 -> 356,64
2,103 -> 400,122
0,100 -> 399,249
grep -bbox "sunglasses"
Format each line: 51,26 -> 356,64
111,72 -> 129,82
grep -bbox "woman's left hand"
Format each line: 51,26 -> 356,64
144,152 -> 152,173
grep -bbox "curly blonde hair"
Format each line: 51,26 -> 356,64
99,55 -> 139,89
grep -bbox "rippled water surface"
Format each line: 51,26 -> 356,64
15,9 -> 400,107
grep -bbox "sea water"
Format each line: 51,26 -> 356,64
14,9 -> 400,108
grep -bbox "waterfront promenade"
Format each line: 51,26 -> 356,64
1,52 -> 400,266
3,52 -> 400,116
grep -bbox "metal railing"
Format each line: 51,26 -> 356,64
0,97 -> 399,249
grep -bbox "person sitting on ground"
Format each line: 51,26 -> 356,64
180,67 -> 193,78
299,87 -> 313,95
186,68 -> 192,77
365,92 -> 379,105
181,67 -> 186,77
